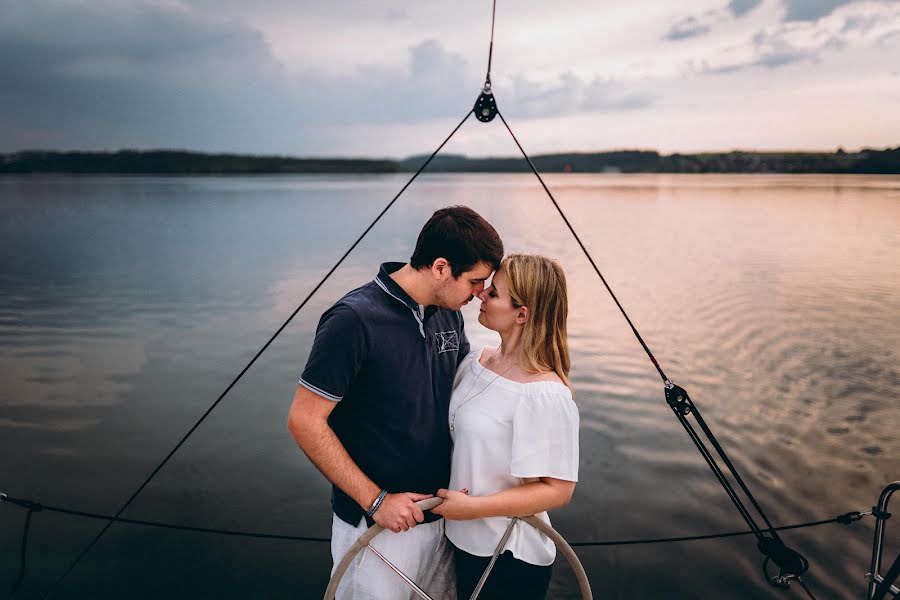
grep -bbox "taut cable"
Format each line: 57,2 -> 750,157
40,109 -> 473,600
493,107 -> 812,592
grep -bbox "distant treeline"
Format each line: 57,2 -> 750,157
2,147 -> 898,174
0,151 -> 400,174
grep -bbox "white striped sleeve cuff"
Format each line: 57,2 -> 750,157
298,378 -> 342,401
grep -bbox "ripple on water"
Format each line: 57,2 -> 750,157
1,174 -> 897,600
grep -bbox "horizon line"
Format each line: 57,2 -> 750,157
4,144 -> 898,162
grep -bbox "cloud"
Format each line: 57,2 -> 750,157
0,0 -> 658,153
782,0 -> 858,22
668,0 -> 888,48
753,33 -> 816,67
698,30 -> 829,73
385,7 -> 410,22
729,0 -> 764,17
0,0 -> 897,156
0,2 -> 278,80
694,1 -> 900,73
665,15 -> 713,41
0,1 -> 298,151
505,72 -> 653,118
0,1 -> 478,152
294,39 -> 474,126
664,2 -> 760,43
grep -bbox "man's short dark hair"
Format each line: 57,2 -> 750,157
410,206 -> 504,277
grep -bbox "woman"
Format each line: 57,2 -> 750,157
432,253 -> 579,600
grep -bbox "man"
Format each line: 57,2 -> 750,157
288,206 -> 504,599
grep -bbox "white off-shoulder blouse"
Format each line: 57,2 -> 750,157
445,348 -> 579,566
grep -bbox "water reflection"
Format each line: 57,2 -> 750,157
0,174 -> 897,599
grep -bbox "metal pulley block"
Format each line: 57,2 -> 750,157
474,83 -> 498,122
664,381 -> 693,416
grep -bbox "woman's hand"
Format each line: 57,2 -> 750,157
434,478 -> 575,520
432,488 -> 481,520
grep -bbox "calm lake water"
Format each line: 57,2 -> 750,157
1,173 -> 898,599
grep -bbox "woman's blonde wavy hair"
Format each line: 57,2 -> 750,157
499,253 -> 571,390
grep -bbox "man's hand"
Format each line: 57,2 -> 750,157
372,492 -> 432,533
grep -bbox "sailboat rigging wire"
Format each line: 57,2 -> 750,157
38,110 -> 474,600
484,0 -> 497,86
495,111 -> 668,383
7,496 -> 38,598
676,409 -> 763,534
495,108 -> 812,588
797,579 -> 818,600
13,3 -> 846,597
0,490 -> 871,545
690,398 -> 779,534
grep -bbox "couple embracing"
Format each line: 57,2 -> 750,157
288,206 -> 579,599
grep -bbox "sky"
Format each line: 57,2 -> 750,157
1,0 -> 898,158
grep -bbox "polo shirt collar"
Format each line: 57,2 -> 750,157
375,262 -> 420,311
375,262 -> 439,337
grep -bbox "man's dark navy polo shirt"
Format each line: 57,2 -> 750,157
299,262 -> 470,526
